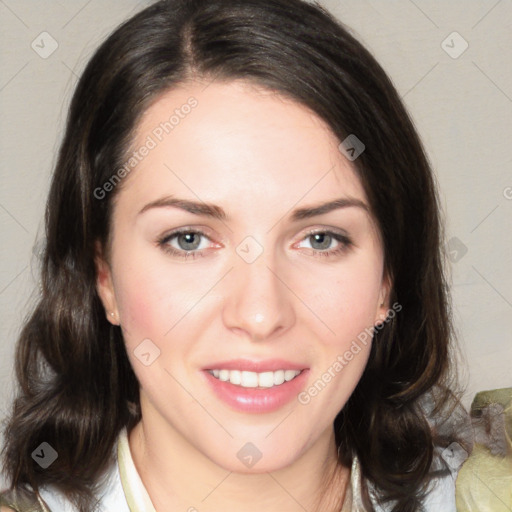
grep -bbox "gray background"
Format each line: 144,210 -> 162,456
1,0 -> 511,465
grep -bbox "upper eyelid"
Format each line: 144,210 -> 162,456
301,226 -> 350,238
294,226 -> 352,245
160,226 -> 215,241
295,230 -> 352,250
160,227 -> 351,248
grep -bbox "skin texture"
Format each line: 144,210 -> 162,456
95,79 -> 390,512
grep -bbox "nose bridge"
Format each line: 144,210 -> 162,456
222,238 -> 295,340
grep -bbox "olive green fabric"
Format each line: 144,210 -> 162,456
0,487 -> 51,512
455,388 -> 512,511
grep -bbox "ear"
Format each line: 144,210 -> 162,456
94,240 -> 119,326
374,271 -> 392,326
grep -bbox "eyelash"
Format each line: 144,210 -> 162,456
302,230 -> 353,258
157,228 -> 353,260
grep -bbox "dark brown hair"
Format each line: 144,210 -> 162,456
1,1 -> 468,510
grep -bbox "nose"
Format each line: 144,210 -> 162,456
222,247 -> 296,342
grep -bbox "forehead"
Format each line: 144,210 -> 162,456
116,79 -> 367,222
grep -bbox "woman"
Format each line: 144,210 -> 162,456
0,0 -> 470,510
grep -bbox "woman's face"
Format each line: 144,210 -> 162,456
96,79 -> 389,472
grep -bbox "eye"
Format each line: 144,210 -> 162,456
296,230 -> 353,257
157,229 -> 214,259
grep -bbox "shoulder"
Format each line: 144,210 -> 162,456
362,463 -> 458,512
0,486 -> 51,511
37,459 -> 124,512
0,429 -> 126,512
37,431 -> 131,512
0,428 -> 135,512
421,471 -> 457,511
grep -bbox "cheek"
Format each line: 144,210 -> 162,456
111,249 -> 214,350
110,254 -> 179,347
114,272 -> 162,342
298,266 -> 380,415
311,260 -> 383,343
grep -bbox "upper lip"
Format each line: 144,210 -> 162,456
203,358 -> 308,372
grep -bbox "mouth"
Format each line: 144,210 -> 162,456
206,368 -> 304,389
201,358 -> 309,413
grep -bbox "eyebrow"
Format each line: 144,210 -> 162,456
138,196 -> 227,220
137,195 -> 369,221
290,197 -> 369,220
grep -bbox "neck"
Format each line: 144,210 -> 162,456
128,399 -> 350,512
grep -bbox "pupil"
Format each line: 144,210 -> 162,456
311,233 -> 331,250
179,233 -> 200,250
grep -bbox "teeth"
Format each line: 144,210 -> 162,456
209,369 -> 302,388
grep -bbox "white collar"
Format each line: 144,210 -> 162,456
117,427 -> 156,512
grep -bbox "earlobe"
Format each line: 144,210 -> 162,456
375,273 -> 392,325
94,241 -> 119,325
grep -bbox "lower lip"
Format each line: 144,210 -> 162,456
202,369 -> 309,414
